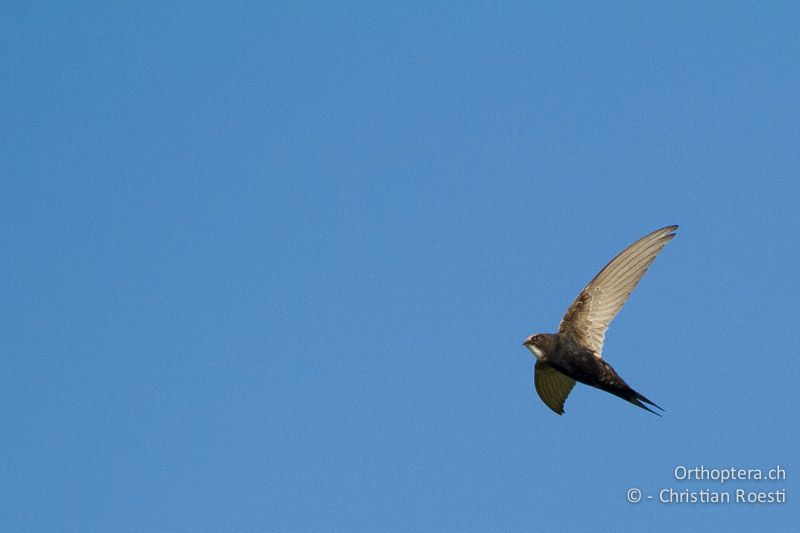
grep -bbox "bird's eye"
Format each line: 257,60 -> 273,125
533,335 -> 541,344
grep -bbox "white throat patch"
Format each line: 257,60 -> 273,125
526,344 -> 545,361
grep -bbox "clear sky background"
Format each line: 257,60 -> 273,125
3,2 -> 799,531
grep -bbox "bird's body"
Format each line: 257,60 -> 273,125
523,226 -> 678,415
533,333 -> 662,415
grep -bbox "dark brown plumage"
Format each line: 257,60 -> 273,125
523,226 -> 678,415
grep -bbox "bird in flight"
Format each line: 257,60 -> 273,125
523,225 -> 678,415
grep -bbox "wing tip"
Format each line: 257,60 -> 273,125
656,224 -> 679,238
650,225 -> 679,247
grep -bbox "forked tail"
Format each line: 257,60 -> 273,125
628,389 -> 664,416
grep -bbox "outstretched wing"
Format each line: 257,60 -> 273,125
534,361 -> 576,415
558,225 -> 678,358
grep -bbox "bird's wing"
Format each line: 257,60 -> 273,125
534,361 -> 576,415
558,225 -> 678,358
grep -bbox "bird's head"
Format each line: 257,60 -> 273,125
523,333 -> 555,361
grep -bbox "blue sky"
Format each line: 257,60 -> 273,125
2,2 -> 799,531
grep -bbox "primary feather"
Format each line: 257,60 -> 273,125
558,225 -> 678,358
